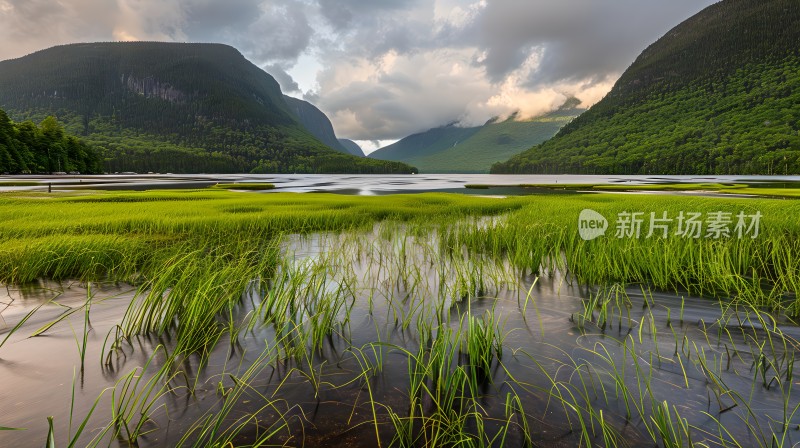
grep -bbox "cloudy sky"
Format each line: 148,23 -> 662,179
0,0 -> 716,152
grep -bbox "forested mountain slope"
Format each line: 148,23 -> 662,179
0,42 -> 413,174
338,139 -> 366,157
492,0 -> 800,175
370,110 -> 578,173
283,95 -> 356,156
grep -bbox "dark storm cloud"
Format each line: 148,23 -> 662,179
311,0 -> 439,61
0,0 -> 721,141
181,0 -> 263,37
305,0 -> 716,139
229,0 -> 313,64
0,0 -> 117,59
0,0 -> 312,63
316,0 -> 420,30
469,0 -> 717,85
266,63 -> 301,93
2,0 -> 67,39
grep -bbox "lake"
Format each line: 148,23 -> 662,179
3,173 -> 800,195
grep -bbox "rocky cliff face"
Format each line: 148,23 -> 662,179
124,75 -> 186,103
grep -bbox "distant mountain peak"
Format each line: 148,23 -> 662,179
369,110 -> 579,173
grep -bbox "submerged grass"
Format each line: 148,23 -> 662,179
447,193 -> 800,315
3,188 -> 800,446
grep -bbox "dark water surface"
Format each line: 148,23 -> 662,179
3,173 -> 800,195
1,226 -> 798,447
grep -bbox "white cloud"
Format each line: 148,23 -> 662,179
354,139 -> 398,156
0,0 -> 718,141
113,0 -> 186,42
314,48 -> 496,139
313,43 -> 617,140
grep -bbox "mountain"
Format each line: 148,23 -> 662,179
338,139 -> 365,157
370,123 -> 480,164
492,0 -> 800,175
369,109 -> 579,173
0,42 -> 413,174
283,95 -> 358,156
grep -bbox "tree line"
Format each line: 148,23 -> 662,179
0,109 -> 102,174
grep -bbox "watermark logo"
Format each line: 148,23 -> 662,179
579,209 -> 609,241
578,209 -> 762,241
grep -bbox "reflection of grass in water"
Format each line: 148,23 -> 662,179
2,189 -> 800,445
452,194 -> 800,315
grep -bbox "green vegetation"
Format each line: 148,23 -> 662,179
2,189 -> 800,446
338,138 -> 366,157
0,42 -> 413,174
453,194 -> 800,314
370,124 -> 481,162
283,95 -> 354,155
0,110 -> 101,174
4,189 -> 793,315
493,0 -> 800,174
372,110 -> 579,173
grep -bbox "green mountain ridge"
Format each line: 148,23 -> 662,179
0,42 -> 413,174
370,123 -> 481,163
337,139 -> 366,157
492,0 -> 800,175
283,95 -> 357,156
370,110 -> 579,173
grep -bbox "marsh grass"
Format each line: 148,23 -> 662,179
3,189 -> 800,446
463,306 -> 505,383
0,298 -> 51,350
118,237 -> 281,356
448,194 -> 800,316
175,343 -> 302,447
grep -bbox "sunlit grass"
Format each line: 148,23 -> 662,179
3,188 -> 800,446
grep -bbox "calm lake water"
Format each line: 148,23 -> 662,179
2,174 -> 800,446
3,173 -> 800,194
2,224 -> 799,447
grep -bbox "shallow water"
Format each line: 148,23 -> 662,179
3,173 -> 800,195
1,226 -> 799,447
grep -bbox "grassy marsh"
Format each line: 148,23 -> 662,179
1,188 -> 800,446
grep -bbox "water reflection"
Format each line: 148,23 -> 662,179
1,223 -> 798,447
4,173 -> 800,195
